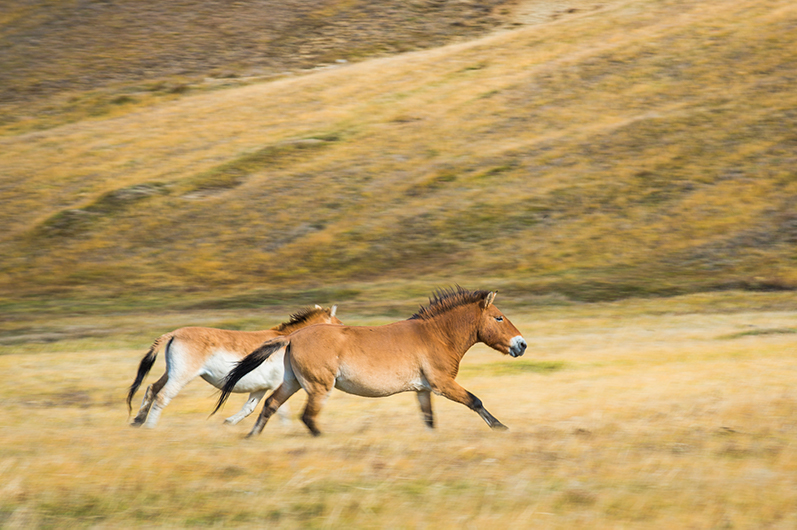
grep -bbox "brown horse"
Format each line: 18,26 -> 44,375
213,288 -> 526,436
127,305 -> 341,428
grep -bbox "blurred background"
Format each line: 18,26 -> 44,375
1,0 -> 795,312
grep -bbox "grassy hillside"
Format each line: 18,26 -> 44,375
0,0 -> 518,104
1,0 -> 795,307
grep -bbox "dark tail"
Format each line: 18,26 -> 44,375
126,334 -> 173,413
211,337 -> 289,416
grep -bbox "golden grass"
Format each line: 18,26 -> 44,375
1,293 -> 796,527
1,0 -> 795,303
3,1 -> 795,525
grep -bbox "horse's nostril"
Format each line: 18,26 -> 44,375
509,337 -> 527,357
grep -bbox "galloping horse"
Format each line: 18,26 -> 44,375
127,305 -> 341,428
213,288 -> 526,437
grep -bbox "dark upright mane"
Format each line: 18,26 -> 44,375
273,307 -> 326,331
409,286 -> 492,321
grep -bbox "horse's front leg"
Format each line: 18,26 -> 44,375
276,402 -> 291,425
432,379 -> 508,430
225,389 -> 266,425
417,390 -> 434,429
248,379 -> 300,437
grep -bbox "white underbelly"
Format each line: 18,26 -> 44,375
201,349 -> 285,393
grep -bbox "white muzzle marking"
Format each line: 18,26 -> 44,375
509,335 -> 527,357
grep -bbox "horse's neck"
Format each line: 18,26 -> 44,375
278,317 -> 325,334
420,305 -> 480,360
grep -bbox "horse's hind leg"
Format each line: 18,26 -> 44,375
144,373 -> 193,428
300,383 -> 333,437
248,379 -> 301,437
224,389 -> 267,425
417,390 -> 434,429
131,373 -> 168,427
141,340 -> 201,428
433,379 -> 508,431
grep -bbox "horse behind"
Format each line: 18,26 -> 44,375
214,288 -> 526,437
127,305 -> 341,428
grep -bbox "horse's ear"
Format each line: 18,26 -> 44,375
330,305 -> 337,317
315,304 -> 323,309
483,291 -> 497,308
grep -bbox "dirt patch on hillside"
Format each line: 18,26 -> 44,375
0,0 -> 621,107
0,0 -> 513,104
509,0 -> 611,25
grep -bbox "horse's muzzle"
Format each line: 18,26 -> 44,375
509,336 -> 527,357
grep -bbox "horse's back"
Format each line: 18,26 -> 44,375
172,327 -> 280,356
287,322 -> 430,396
289,321 -> 425,360
164,328 -> 283,384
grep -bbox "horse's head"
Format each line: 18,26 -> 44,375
476,292 -> 527,357
315,304 -> 343,326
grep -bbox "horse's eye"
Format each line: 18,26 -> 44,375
495,316 -> 504,323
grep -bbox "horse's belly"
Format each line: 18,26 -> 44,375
333,367 -> 427,397
201,350 -> 284,393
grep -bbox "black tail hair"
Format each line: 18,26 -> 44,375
211,337 -> 289,416
126,335 -> 172,413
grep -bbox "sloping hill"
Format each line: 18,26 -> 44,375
1,0 -> 795,306
0,0 -> 521,106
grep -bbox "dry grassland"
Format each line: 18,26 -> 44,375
1,1 -> 796,525
1,293 -> 796,528
0,0 -> 519,107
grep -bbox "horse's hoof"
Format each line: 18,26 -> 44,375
492,423 -> 509,431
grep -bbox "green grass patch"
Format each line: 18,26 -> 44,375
183,137 -> 339,194
462,360 -> 567,377
181,287 -> 362,311
719,328 -> 797,340
34,183 -> 168,238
